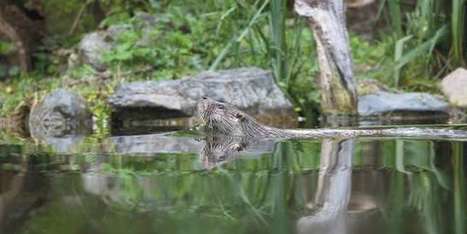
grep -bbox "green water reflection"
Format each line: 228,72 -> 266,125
0,136 -> 466,234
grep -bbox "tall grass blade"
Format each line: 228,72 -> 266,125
209,0 -> 269,71
451,0 -> 465,65
394,25 -> 448,74
387,0 -> 403,36
394,35 -> 413,87
270,0 -> 288,86
452,142 -> 465,234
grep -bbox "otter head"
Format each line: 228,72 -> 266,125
197,97 -> 248,136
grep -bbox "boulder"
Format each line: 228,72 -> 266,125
29,89 -> 92,152
78,31 -> 112,70
108,67 -> 297,134
441,68 -> 467,107
77,23 -> 133,70
358,91 -> 449,122
78,12 -> 158,70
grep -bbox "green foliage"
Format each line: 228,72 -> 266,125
102,2 -> 261,80
2,0 -> 466,119
381,0 -> 466,91
102,20 -> 197,80
386,0 -> 403,37
42,0 -> 99,38
100,0 -> 322,114
0,40 -> 19,79
451,0 -> 466,65
0,40 -> 15,55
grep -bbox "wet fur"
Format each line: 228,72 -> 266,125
197,97 -> 288,138
197,97 -> 467,140
197,98 -> 246,136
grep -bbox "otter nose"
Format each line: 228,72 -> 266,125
201,96 -> 208,100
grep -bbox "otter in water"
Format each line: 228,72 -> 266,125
197,97 -> 467,140
197,97 -> 285,137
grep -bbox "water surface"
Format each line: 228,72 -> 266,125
0,132 -> 466,234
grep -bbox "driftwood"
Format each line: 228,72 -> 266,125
294,0 -> 357,115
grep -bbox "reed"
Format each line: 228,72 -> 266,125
385,0 -> 466,85
451,0 -> 465,65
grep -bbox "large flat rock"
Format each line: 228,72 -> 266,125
441,68 -> 467,107
109,67 -> 293,115
108,67 -> 296,134
358,91 -> 449,122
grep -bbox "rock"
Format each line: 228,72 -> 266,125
358,91 -> 449,122
441,68 -> 467,107
77,12 -> 157,70
109,68 -> 292,115
29,89 -> 92,152
76,25 -> 140,70
78,32 -> 112,70
109,67 -> 297,134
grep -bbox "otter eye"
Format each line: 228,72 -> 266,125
216,104 -> 224,109
235,113 -> 245,120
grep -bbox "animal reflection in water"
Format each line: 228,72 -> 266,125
199,132 -> 279,169
200,136 -> 383,233
199,134 -> 255,169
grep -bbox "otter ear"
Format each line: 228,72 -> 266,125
238,142 -> 247,151
235,112 -> 245,121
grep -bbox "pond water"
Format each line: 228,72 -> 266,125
0,130 -> 466,234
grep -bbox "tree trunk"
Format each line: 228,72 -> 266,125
0,2 -> 45,73
294,0 -> 358,115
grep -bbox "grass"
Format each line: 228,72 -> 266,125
382,0 -> 466,88
452,0 -> 466,65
